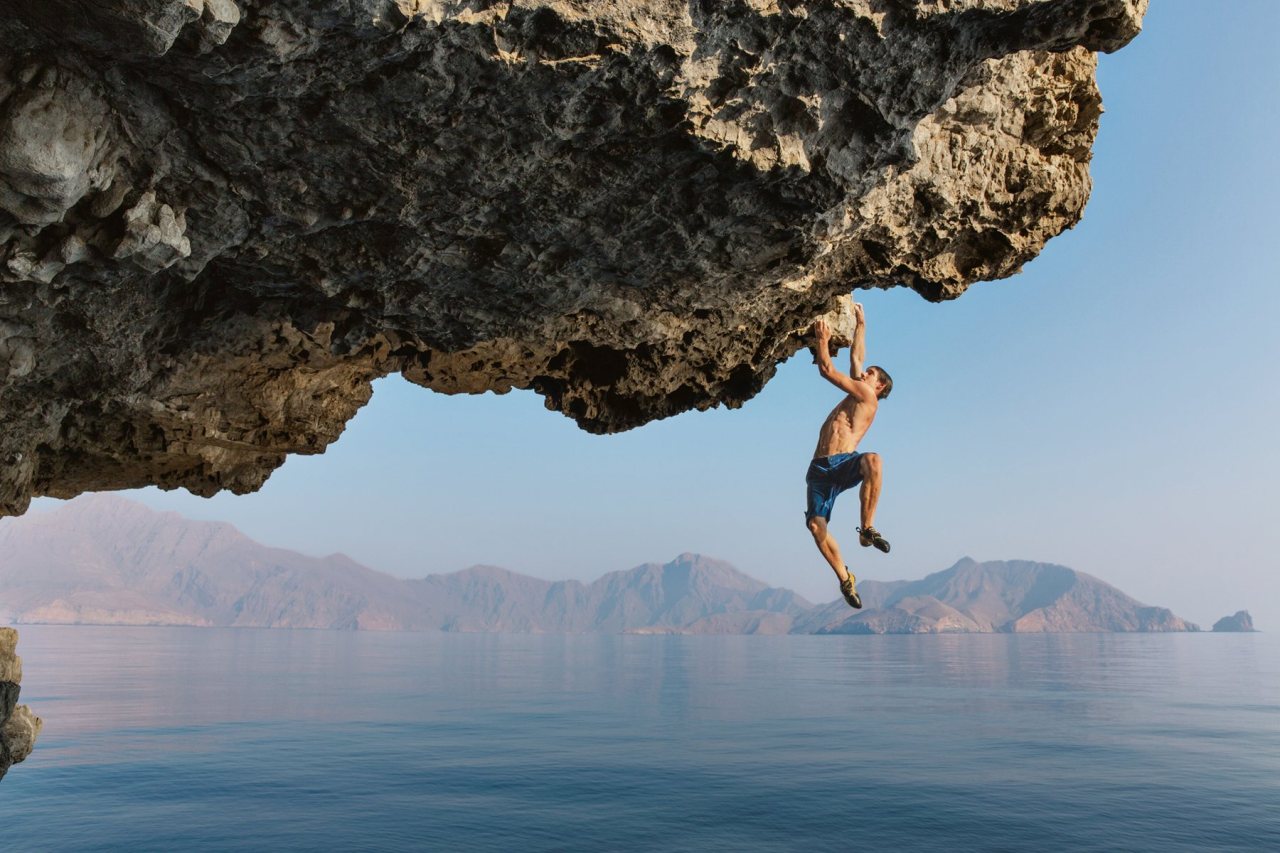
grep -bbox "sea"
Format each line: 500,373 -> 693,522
1,627 -> 1277,852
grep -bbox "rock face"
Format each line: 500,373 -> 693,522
1212,611 -> 1256,632
0,0 -> 1146,514
0,627 -> 42,782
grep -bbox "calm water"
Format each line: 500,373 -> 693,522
1,628 -> 1277,851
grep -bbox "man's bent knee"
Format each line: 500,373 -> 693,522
861,452 -> 882,475
806,516 -> 827,537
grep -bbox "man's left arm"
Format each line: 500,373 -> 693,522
849,302 -> 866,379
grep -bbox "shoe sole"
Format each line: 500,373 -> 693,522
860,532 -> 891,554
841,574 -> 862,609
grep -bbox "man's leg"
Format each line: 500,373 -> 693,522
858,452 -> 882,530
807,515 -> 862,608
856,452 -> 890,553
806,465 -> 861,607
806,515 -> 849,582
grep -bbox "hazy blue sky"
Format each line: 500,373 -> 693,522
47,2 -> 1280,628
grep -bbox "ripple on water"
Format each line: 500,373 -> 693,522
2,629 -> 1278,852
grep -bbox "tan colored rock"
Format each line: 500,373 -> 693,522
2,705 -> 42,765
1,627 -> 40,781
0,654 -> 19,684
0,0 -> 1147,514
112,190 -> 193,271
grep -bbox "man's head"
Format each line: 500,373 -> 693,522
865,365 -> 893,400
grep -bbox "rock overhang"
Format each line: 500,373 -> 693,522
0,0 -> 1147,515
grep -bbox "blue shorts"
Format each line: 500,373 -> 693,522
805,452 -> 867,522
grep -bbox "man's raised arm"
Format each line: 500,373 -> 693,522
849,302 -> 866,380
814,318 -> 865,397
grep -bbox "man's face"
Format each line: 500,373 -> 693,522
864,367 -> 885,397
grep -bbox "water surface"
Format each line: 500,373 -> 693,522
2,628 -> 1277,851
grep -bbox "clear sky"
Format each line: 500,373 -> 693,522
49,2 -> 1280,629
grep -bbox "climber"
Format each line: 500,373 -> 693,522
805,304 -> 893,610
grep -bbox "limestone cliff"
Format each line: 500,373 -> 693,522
0,628 -> 42,782
0,0 -> 1146,513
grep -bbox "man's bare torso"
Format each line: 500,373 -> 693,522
813,392 -> 877,458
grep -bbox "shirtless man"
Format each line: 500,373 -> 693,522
806,304 -> 893,609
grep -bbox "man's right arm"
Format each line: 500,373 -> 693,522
815,318 -> 871,399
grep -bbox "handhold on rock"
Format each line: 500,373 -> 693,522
113,190 -> 193,271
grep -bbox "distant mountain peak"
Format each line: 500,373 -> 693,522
809,558 -> 1196,636
451,564 -> 523,579
26,493 -> 244,540
0,497 -> 1200,636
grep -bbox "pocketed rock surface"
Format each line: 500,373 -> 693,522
0,628 -> 41,781
0,0 -> 1146,514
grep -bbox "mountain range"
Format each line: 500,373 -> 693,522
0,496 -> 1199,635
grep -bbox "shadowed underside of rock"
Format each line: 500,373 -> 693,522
0,0 -> 1146,514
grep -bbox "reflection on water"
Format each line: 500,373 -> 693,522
3,628 -> 1278,851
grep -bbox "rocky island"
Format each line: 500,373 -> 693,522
1212,611 -> 1257,632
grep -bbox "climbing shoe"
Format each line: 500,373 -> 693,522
840,572 -> 862,610
858,526 -> 891,554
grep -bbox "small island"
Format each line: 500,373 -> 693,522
1211,611 -> 1257,633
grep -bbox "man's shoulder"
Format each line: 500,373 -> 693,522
844,377 -> 875,401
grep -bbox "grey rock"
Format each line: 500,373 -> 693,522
0,320 -> 36,380
0,627 -> 42,782
0,64 -> 116,225
1211,610 -> 1256,632
0,0 -> 1147,515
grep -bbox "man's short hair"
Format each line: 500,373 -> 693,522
868,365 -> 893,400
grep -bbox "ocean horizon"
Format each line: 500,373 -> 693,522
2,626 -> 1277,851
